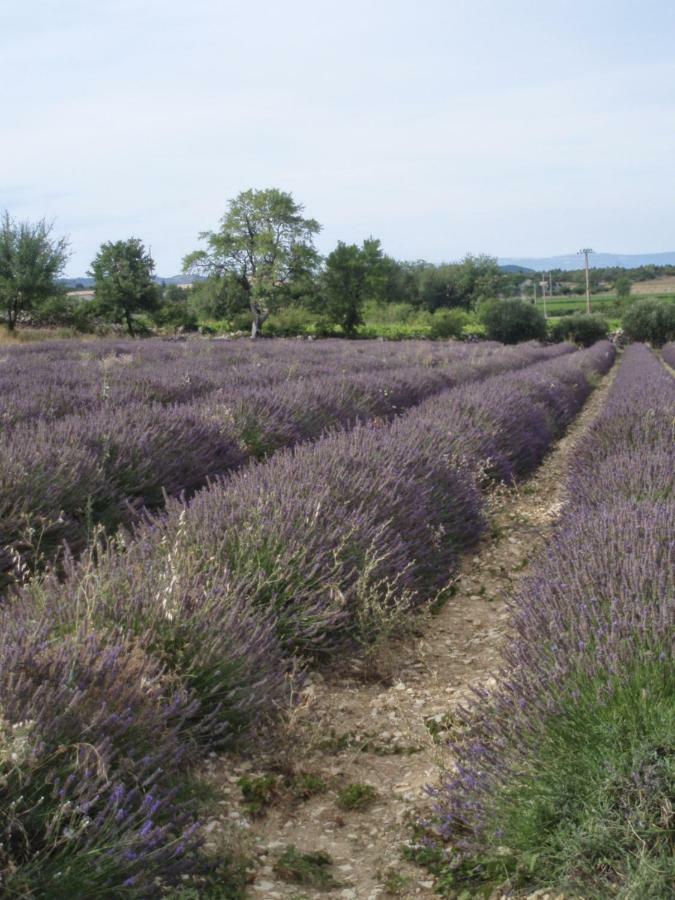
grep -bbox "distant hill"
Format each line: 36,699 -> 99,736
499,264 -> 534,274
59,275 -> 198,289
499,252 -> 675,272
59,277 -> 95,289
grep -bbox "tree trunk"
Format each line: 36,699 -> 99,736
125,309 -> 135,337
7,300 -> 17,331
250,300 -> 267,339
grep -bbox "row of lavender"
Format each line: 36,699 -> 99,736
0,340 -> 573,583
430,344 -> 674,897
0,337 -> 502,428
0,343 -> 614,895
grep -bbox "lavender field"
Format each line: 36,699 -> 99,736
0,338 -> 571,585
0,337 -> 671,898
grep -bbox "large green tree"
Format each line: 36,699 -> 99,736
0,212 -> 70,330
89,238 -> 158,336
183,188 -> 321,337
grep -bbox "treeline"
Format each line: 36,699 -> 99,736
2,190 -> 674,340
0,190 -> 526,339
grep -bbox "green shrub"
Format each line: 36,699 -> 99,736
273,846 -> 336,888
237,774 -> 280,817
549,313 -> 609,346
622,297 -> 675,346
336,782 -> 378,810
478,299 -> 546,344
154,301 -> 199,332
356,323 -> 430,340
429,308 -> 469,340
32,295 -> 98,332
264,305 -> 317,336
226,311 -> 253,333
362,300 -> 420,324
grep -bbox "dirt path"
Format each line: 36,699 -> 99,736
202,369 -> 616,900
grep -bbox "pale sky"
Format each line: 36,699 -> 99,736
3,0 -> 675,275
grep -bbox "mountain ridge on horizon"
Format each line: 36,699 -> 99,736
498,251 -> 675,272
59,251 -> 675,286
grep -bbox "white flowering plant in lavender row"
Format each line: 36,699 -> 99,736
426,344 -> 673,899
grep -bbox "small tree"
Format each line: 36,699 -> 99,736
0,212 -> 70,330
320,242 -> 369,336
615,275 -> 632,299
90,238 -> 158,336
183,188 -> 321,338
479,298 -> 547,344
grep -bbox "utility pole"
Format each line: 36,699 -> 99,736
539,275 -> 548,318
578,248 -> 594,313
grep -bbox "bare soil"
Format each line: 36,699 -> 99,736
201,370 -> 616,900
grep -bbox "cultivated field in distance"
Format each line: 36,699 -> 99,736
630,275 -> 675,294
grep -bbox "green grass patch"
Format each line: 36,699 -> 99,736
336,782 -> 379,811
237,774 -> 281,817
273,846 -> 337,889
422,659 -> 674,898
237,770 -> 327,817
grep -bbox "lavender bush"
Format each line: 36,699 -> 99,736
427,344 -> 674,898
0,614 -> 202,896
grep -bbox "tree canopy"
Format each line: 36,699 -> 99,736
319,240 -> 372,336
415,254 -> 505,311
0,212 -> 70,330
183,188 -> 321,337
90,238 -> 158,336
